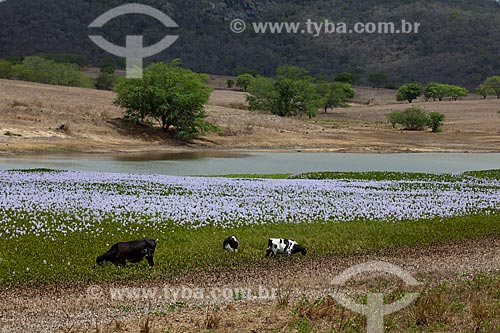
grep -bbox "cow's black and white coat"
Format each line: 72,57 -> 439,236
265,238 -> 307,257
97,238 -> 157,267
223,236 -> 239,252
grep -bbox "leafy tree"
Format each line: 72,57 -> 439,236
476,84 -> 494,99
272,66 -> 323,118
483,76 -> 500,99
447,85 -> 468,100
367,72 -> 389,88
247,76 -> 276,111
113,62 -> 217,139
95,73 -> 117,90
334,72 -> 355,84
236,73 -> 254,92
428,112 -> 445,132
424,82 -> 448,101
316,81 -> 355,112
247,65 -> 323,118
396,83 -> 423,103
226,79 -> 234,88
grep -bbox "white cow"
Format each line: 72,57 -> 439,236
265,238 -> 307,257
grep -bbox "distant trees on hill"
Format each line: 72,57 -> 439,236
246,65 -> 355,118
0,56 -> 92,88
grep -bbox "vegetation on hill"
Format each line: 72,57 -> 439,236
1,0 -> 500,87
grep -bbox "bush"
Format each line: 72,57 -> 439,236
36,53 -> 88,68
95,73 -> 118,90
428,112 -> 445,132
0,60 -> 13,79
386,107 -> 445,132
226,79 -> 234,88
9,56 -> 92,88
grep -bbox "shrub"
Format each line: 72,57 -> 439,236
226,79 -> 234,88
428,112 -> 446,132
386,108 -> 445,132
10,56 -> 92,88
95,73 -> 118,90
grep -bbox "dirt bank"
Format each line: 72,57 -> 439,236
1,236 -> 499,333
1,79 -> 500,154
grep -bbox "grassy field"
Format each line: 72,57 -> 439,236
1,169 -> 499,286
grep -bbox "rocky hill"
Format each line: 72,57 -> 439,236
1,0 -> 500,87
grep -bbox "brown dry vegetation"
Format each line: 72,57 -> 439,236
1,79 -> 500,154
1,237 -> 499,333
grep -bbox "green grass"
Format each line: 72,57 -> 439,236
2,212 -> 499,286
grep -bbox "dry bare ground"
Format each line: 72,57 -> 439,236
1,79 -> 500,154
1,236 -> 499,333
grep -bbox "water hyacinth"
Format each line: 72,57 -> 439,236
0,170 -> 499,239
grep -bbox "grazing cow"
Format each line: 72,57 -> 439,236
223,236 -> 239,252
96,238 -> 156,267
265,238 -> 307,257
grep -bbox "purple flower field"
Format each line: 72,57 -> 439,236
0,170 -> 499,239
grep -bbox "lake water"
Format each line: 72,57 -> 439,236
1,151 -> 500,175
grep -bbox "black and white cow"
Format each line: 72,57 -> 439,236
265,238 -> 306,257
97,238 -> 156,267
223,236 -> 239,252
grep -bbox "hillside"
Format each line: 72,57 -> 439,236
1,79 -> 500,154
1,0 -> 500,87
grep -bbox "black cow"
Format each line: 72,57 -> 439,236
96,238 -> 156,267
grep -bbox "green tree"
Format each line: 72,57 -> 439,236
396,83 -> 423,103
236,73 -> 254,92
95,73 -> 117,90
246,66 -> 323,118
334,72 -> 355,84
428,112 -> 445,132
367,72 -> 389,88
113,62 -> 217,139
424,82 -> 448,101
316,81 -> 355,112
247,76 -> 276,111
447,85 -> 468,100
476,83 -> 494,99
226,79 -> 234,88
483,76 -> 500,99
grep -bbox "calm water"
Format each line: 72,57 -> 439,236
0,152 -> 500,175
